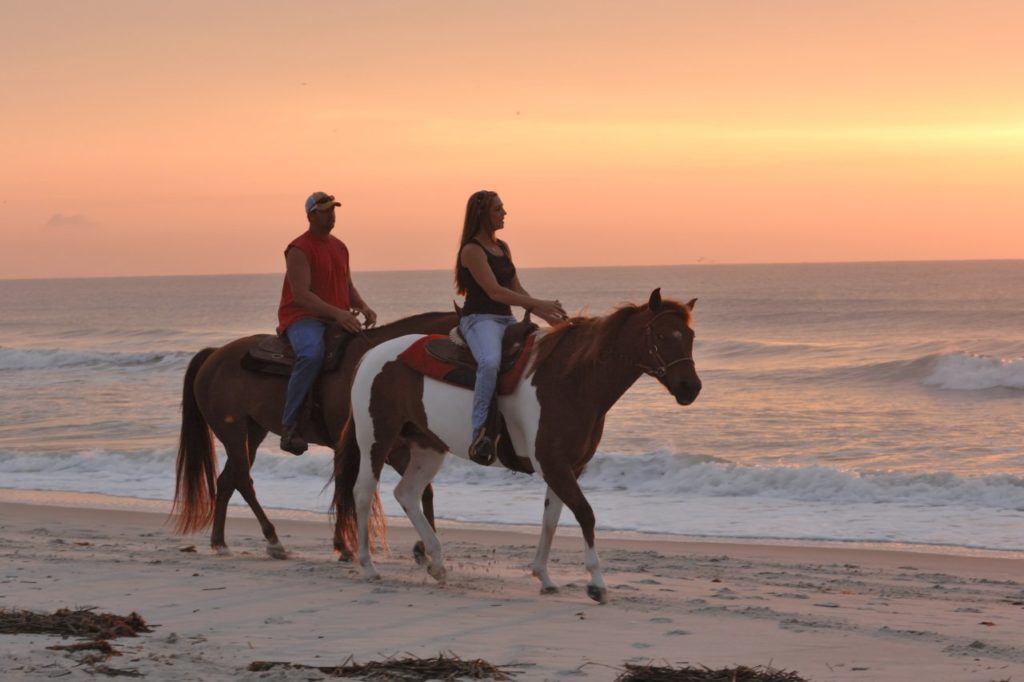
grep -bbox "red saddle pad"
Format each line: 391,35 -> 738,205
397,334 -> 536,395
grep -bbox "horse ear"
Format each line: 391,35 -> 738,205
686,298 -> 697,310
648,288 -> 662,312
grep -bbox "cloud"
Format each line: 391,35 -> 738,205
45,213 -> 97,229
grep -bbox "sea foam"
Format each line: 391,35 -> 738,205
923,352 -> 1024,391
2,448 -> 1022,512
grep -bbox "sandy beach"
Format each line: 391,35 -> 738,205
0,493 -> 1022,681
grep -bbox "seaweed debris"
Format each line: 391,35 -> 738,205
0,607 -> 152,639
249,652 -> 523,680
613,663 -> 810,682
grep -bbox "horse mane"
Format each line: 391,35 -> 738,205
530,299 -> 692,378
354,310 -> 453,341
342,310 -> 456,358
370,310 -> 454,333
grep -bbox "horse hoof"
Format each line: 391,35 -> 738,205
336,548 -> 354,563
428,565 -> 447,585
540,586 -> 559,595
365,572 -> 381,582
413,541 -> 428,566
212,545 -> 232,557
586,585 -> 608,604
266,543 -> 289,560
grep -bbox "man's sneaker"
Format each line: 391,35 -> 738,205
468,430 -> 496,466
280,423 -> 308,456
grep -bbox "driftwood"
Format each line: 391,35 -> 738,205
249,652 -> 523,680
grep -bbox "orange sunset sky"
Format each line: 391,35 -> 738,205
2,0 -> 1023,280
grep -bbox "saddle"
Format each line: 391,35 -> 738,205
399,318 -> 538,394
398,318 -> 539,474
240,326 -> 353,377
238,326 -> 354,449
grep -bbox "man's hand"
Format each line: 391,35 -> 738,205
354,305 -> 377,328
333,310 -> 363,333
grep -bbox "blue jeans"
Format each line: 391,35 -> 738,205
460,313 -> 516,437
282,318 -> 327,426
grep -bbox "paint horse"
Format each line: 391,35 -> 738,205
172,311 -> 457,559
334,289 -> 700,603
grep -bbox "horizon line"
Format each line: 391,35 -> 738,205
2,256 -> 1022,283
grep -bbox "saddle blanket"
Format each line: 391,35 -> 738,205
397,334 -> 536,395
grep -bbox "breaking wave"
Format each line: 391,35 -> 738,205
0,347 -> 192,371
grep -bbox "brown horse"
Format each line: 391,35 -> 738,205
172,310 -> 457,558
333,289 -> 700,603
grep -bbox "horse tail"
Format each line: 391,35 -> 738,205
172,347 -> 219,535
331,416 -> 387,556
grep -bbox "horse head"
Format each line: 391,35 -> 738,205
638,288 -> 702,405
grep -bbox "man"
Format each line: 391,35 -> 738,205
277,191 -> 377,455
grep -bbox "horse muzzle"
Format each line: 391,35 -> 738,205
672,380 -> 702,405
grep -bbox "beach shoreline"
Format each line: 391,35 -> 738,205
2,498 -> 1022,681
3,487 -> 1022,561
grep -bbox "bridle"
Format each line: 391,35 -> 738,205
637,311 -> 695,379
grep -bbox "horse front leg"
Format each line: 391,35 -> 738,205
393,446 -> 447,584
532,486 -> 564,594
540,466 -> 607,604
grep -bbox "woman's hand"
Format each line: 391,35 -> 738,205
531,299 -> 568,325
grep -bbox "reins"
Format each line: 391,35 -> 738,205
637,311 -> 694,379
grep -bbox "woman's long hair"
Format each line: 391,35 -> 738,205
454,190 -> 498,295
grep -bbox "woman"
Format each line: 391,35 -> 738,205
455,190 -> 567,465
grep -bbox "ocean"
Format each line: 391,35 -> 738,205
1,261 -> 1023,554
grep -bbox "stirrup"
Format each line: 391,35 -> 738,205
468,431 -> 496,466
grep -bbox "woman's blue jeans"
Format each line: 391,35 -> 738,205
459,313 -> 517,437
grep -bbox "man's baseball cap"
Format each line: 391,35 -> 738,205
305,191 -> 341,214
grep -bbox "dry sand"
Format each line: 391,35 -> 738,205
1,493 -> 1022,681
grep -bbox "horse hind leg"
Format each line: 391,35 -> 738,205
210,469 -> 233,555
418,480 -> 436,566
393,445 -> 447,584
387,444 -> 434,566
354,433 -> 393,581
235,477 -> 287,560
235,422 -> 287,559
210,422 -> 285,559
209,453 -> 238,556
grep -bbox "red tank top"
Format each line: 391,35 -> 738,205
277,231 -> 351,333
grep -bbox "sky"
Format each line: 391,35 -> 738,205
1,0 -> 1023,279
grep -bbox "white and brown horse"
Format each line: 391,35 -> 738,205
333,289 -> 700,603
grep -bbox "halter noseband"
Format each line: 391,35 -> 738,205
637,311 -> 695,379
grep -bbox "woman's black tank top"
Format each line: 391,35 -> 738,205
460,239 -> 516,316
